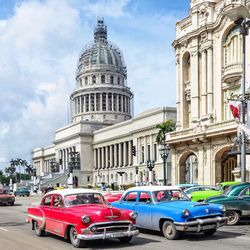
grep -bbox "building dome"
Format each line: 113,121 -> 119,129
71,18 -> 133,124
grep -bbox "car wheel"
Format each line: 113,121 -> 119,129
69,226 -> 86,248
34,221 -> 45,237
203,229 -> 217,235
118,236 -> 133,243
10,201 -> 14,206
225,210 -> 240,225
162,221 -> 180,240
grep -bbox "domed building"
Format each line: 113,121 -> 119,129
71,19 -> 133,124
32,19 -> 176,188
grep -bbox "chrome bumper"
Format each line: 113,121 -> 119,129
174,216 -> 227,232
78,229 -> 139,240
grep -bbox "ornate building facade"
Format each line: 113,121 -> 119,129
168,0 -> 250,185
32,19 -> 176,187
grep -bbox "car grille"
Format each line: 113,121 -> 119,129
89,221 -> 132,234
187,215 -> 218,222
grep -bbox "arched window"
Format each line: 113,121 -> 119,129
117,77 -> 120,85
101,75 -> 105,84
223,25 -> 242,68
110,75 -> 114,84
92,75 -> 96,84
85,77 -> 88,85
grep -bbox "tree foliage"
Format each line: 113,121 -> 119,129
156,120 -> 176,144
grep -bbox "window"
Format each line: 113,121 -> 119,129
110,75 -> 114,84
101,75 -> 105,84
92,75 -> 96,84
118,77 -> 120,85
43,196 -> 52,206
123,192 -> 137,202
241,187 -> 250,196
139,192 -> 151,203
85,77 -> 88,85
53,196 -> 63,207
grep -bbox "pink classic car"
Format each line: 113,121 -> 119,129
27,189 -> 139,248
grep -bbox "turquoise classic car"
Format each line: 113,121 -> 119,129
112,186 -> 227,240
206,182 -> 250,225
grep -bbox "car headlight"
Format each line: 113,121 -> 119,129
182,209 -> 190,217
220,205 -> 226,213
129,211 -> 138,219
82,215 -> 91,224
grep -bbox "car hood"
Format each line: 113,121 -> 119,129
206,195 -> 227,203
157,200 -> 222,218
67,204 -> 124,220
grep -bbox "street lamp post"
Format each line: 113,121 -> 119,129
159,144 -> 170,186
117,171 -> 125,190
135,166 -> 139,186
147,160 -> 155,185
223,2 -> 250,182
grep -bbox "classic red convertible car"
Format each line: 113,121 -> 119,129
27,189 -> 139,248
0,190 -> 15,206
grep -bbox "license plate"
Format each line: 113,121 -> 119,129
202,224 -> 216,230
111,232 -> 126,237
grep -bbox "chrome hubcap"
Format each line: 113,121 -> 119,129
166,226 -> 172,235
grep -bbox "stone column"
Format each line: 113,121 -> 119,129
201,49 -> 207,118
190,44 -> 199,123
84,94 -> 86,112
101,147 -> 105,169
106,93 -> 108,111
93,148 -> 97,169
98,148 -> 101,170
128,141 -> 132,166
94,93 -> 97,111
117,94 -> 119,112
124,141 -> 127,166
112,93 -> 114,111
207,46 -> 213,117
176,53 -> 181,129
119,143 -> 122,167
121,95 -> 124,113
100,93 -> 103,111
114,144 -> 117,167
105,146 -> 109,168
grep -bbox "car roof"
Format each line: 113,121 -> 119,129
125,186 -> 181,192
185,185 -> 215,190
45,188 -> 101,198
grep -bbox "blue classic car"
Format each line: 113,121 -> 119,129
112,186 -> 227,240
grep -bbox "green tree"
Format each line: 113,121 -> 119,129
156,120 -> 176,145
25,164 -> 33,179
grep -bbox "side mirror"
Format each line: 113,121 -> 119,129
238,196 -> 243,200
146,200 -> 151,204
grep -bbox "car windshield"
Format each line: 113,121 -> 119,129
152,189 -> 189,202
64,193 -> 106,206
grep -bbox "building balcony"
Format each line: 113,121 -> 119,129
222,63 -> 242,84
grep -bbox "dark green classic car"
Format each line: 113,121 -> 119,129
206,183 -> 250,225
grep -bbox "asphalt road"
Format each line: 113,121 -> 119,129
0,195 -> 249,250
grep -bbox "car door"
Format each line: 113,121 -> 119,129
41,195 -> 54,232
49,195 -> 65,236
238,187 -> 250,216
133,191 -> 152,229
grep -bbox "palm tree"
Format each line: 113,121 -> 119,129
25,164 -> 33,179
156,120 -> 176,145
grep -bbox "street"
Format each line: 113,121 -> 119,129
0,195 -> 249,250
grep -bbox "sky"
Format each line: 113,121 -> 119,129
0,0 -> 190,170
